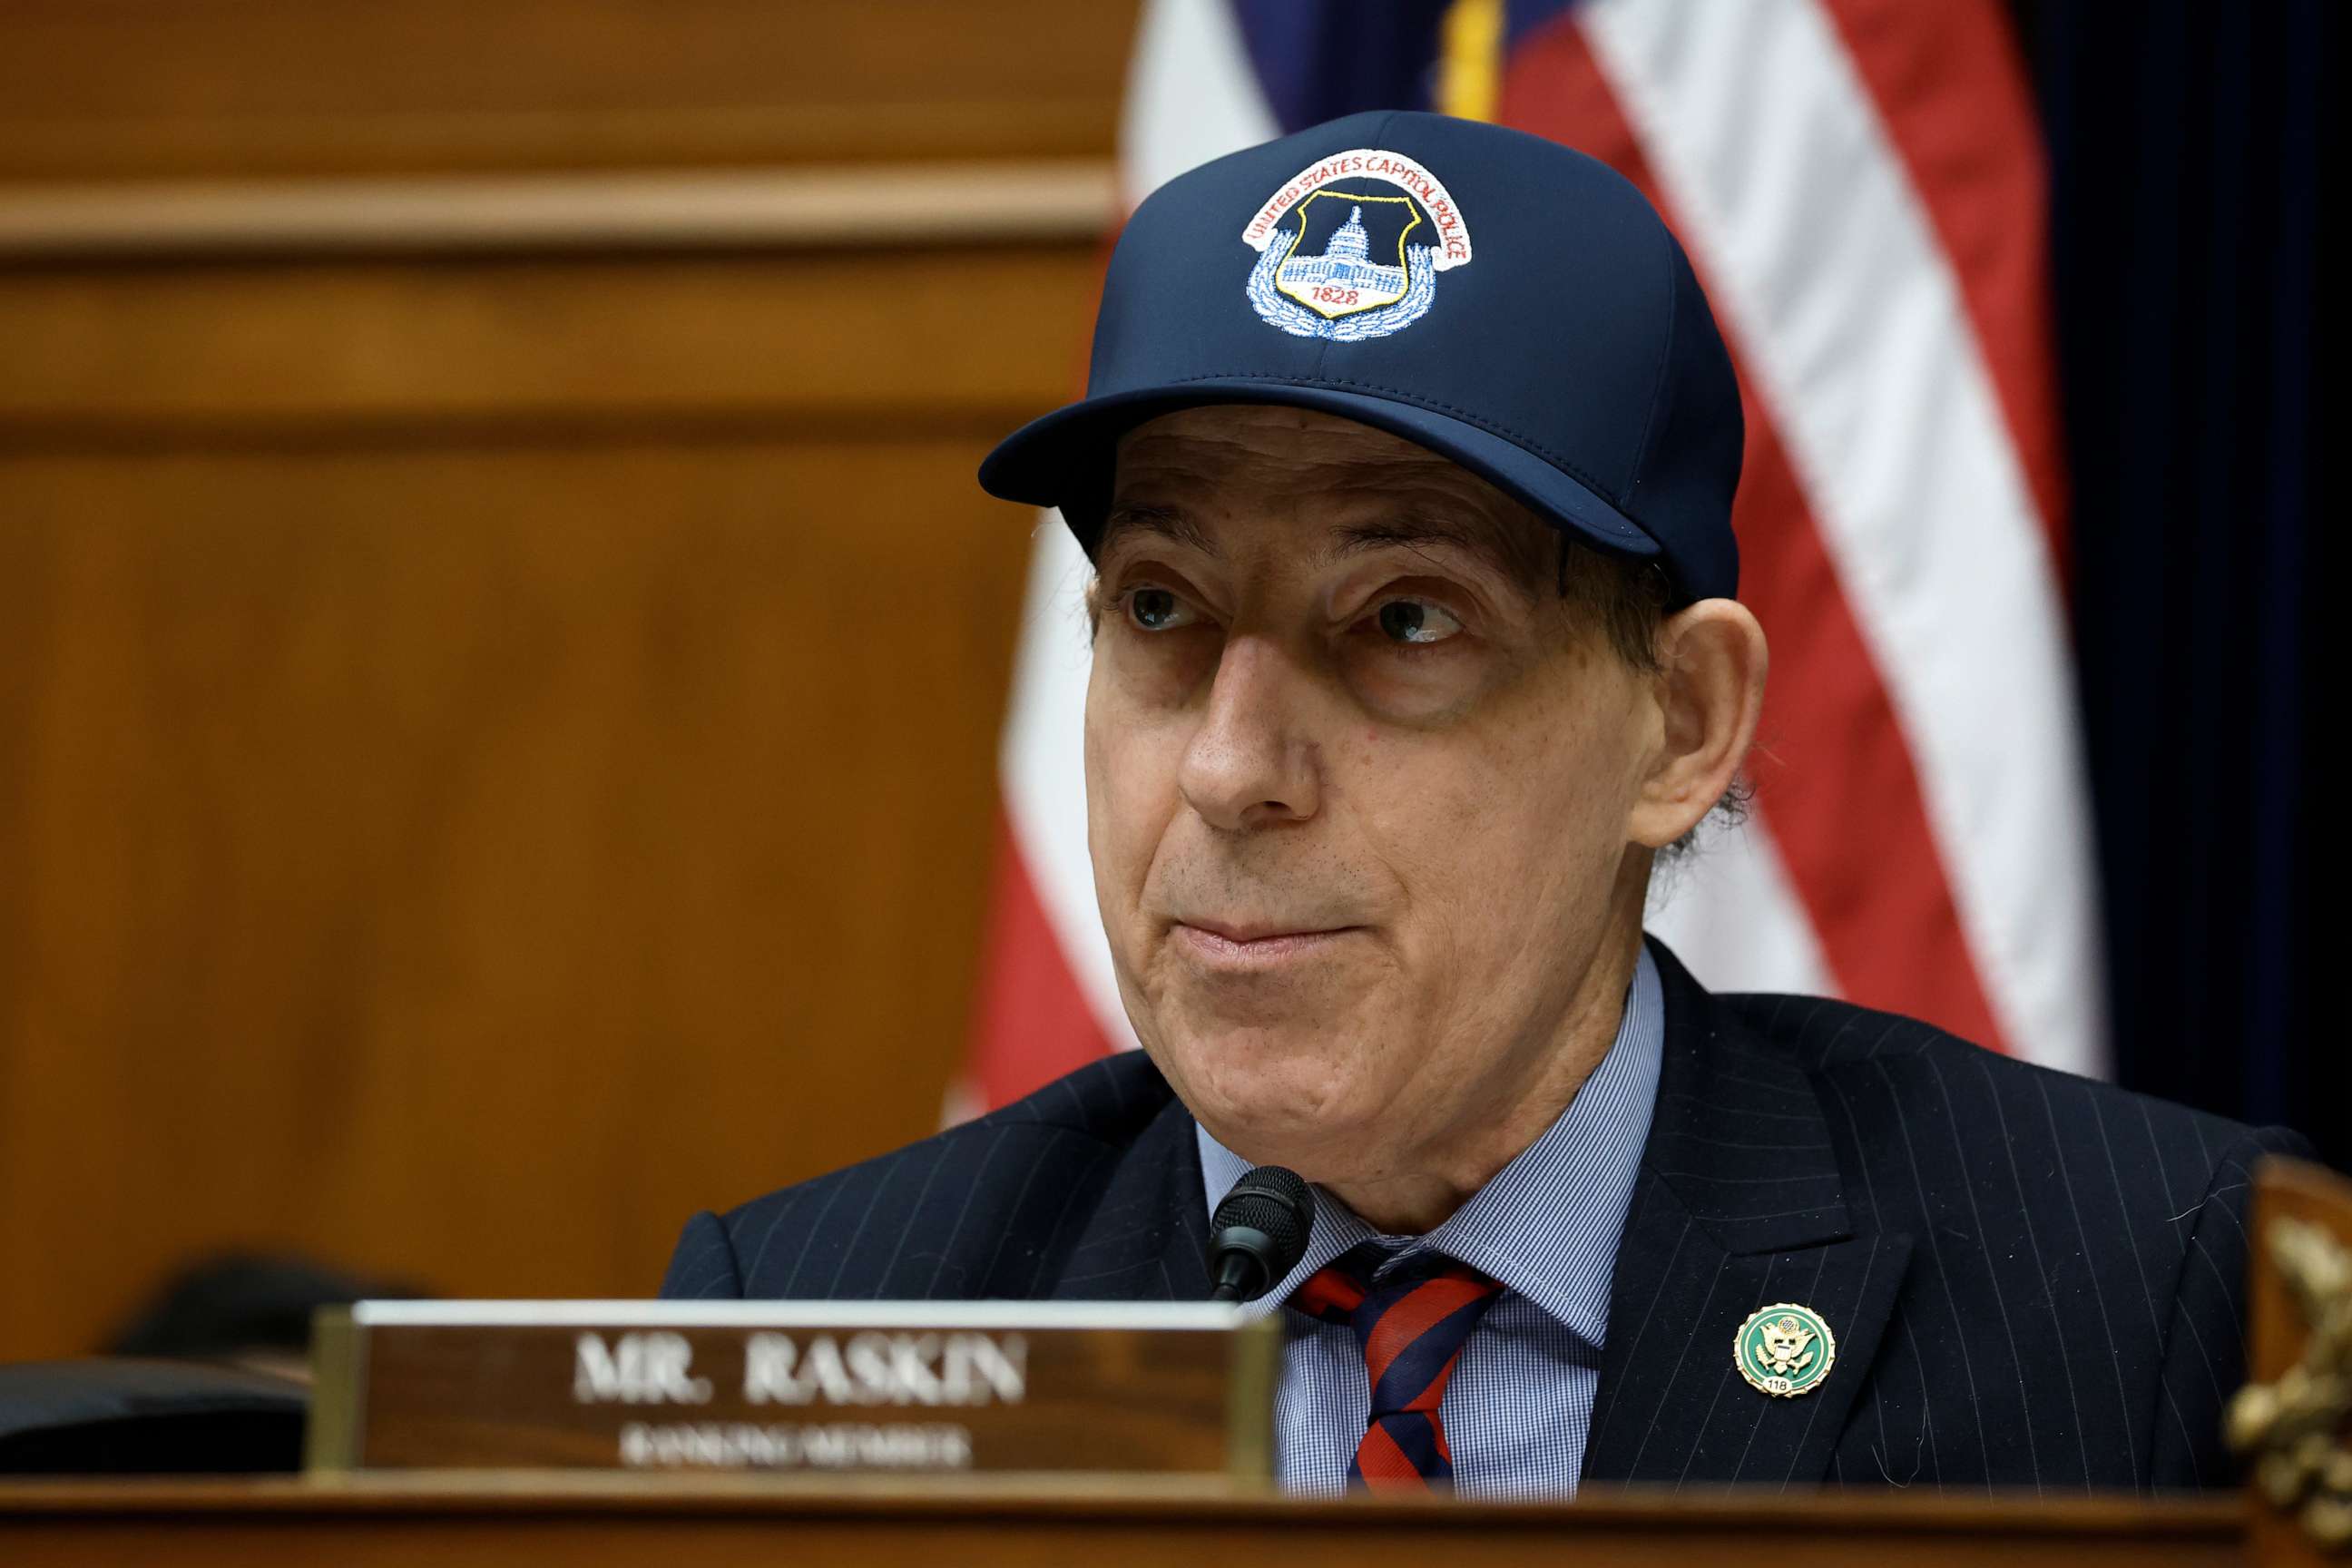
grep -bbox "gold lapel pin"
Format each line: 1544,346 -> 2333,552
1734,1302 -> 1837,1396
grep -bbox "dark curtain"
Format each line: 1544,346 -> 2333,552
2025,0 -> 2338,1163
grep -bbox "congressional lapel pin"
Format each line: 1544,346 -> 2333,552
1734,1302 -> 1837,1397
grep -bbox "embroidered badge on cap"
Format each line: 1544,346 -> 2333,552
1240,148 -> 1473,341
1734,1303 -> 1838,1397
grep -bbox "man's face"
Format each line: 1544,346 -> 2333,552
1084,405 -> 1662,1195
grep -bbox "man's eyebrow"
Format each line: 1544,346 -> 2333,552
1097,502 -> 1221,560
1327,516 -> 1545,602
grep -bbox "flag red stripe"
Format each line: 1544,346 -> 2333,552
1501,16 -> 2008,1051
1817,0 -> 2069,574
1726,384 -> 2006,1047
965,811 -> 1112,1110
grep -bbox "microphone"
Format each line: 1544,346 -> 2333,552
1205,1166 -> 1314,1303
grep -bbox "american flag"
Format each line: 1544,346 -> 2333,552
960,0 -> 2100,1115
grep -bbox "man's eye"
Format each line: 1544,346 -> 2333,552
1125,587 -> 1199,632
1372,599 -> 1465,645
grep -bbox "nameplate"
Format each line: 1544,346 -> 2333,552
307,1301 -> 1279,1480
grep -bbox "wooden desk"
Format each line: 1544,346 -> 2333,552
0,1475 -> 2244,1567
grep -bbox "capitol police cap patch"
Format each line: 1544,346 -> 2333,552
978,110 -> 1745,604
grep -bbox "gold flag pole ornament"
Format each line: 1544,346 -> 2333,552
2230,1193 -> 2352,1552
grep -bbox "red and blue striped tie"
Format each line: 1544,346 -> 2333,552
1290,1244 -> 1504,1489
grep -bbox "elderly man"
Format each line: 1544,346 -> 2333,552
663,113 -> 2304,1494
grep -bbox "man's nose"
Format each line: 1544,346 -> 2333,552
1176,634 -> 1321,832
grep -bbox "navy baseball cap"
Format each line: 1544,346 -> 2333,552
979,110 -> 1744,603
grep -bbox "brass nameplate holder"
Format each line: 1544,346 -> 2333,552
307,1300 -> 1279,1481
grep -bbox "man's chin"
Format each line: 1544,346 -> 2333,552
1155,1043 -> 1389,1171
1147,962 -> 1377,1041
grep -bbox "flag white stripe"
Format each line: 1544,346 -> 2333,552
1000,518 -> 1136,1051
1580,0 -> 2103,1073
996,0 -> 1284,1055
1645,814 -> 1838,999
1119,0 -> 1282,207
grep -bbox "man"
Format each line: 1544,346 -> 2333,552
664,112 -> 2306,1494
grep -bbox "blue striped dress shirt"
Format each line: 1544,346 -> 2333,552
1198,946 -> 1662,1497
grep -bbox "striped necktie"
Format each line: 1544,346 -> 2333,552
1290,1242 -> 1504,1489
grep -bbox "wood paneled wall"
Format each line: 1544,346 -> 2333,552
0,1 -> 1136,1358
0,1 -> 1137,180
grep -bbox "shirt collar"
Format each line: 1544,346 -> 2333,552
1197,944 -> 1663,1348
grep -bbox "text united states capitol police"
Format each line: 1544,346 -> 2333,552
1242,152 -> 1470,261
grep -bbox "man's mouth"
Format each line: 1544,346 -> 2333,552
1169,917 -> 1365,967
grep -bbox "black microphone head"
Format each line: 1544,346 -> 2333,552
1206,1166 -> 1314,1303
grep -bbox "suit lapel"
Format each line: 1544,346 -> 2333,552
1045,1086 -> 1210,1302
1582,941 -> 1911,1487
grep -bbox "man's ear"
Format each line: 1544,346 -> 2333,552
1627,598 -> 1768,848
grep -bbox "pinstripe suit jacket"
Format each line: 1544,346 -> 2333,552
662,939 -> 2307,1490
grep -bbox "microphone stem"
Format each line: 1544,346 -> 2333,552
1210,1253 -> 1262,1303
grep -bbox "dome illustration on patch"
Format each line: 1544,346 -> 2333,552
1240,148 -> 1474,342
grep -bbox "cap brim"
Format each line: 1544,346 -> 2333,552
977,378 -> 1661,565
